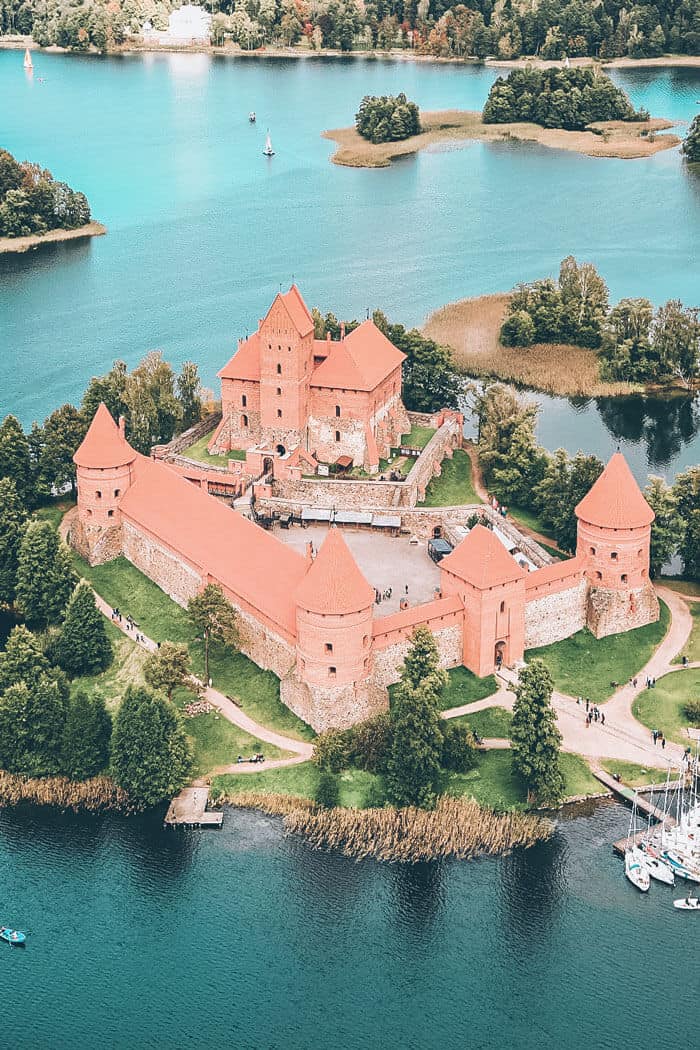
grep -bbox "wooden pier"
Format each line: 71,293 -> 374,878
589,765 -> 678,855
164,786 -> 223,829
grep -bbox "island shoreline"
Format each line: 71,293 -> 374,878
0,221 -> 107,254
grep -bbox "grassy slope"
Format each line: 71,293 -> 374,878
631,668 -> 700,745
181,431 -> 245,465
658,576 -> 700,598
71,554 -> 314,741
397,424 -> 435,450
672,600 -> 700,663
440,666 -> 498,711
420,449 -> 479,507
601,758 -> 669,788
451,707 -> 513,738
526,600 -> 670,704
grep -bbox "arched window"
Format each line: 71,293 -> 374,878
611,551 -> 618,560
590,546 -> 596,555
107,509 -> 114,518
96,490 -> 102,499
242,394 -> 247,407
325,643 -> 333,653
500,601 -> 505,613
114,489 -> 120,498
276,387 -> 282,396
335,405 -> 341,417
329,666 -> 336,677
335,431 -> 340,442
595,571 -> 602,580
241,414 -> 249,428
277,409 -> 282,419
621,573 -> 628,583
276,363 -> 282,375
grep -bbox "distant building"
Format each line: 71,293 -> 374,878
142,4 -> 211,44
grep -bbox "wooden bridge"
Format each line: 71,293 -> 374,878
164,786 -> 223,829
589,764 -> 679,855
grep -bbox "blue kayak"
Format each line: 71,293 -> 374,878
0,927 -> 26,946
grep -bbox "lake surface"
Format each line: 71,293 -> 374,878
0,799 -> 695,1050
1,53 -> 699,480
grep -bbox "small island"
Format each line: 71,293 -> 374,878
0,148 -> 105,254
324,68 -> 678,168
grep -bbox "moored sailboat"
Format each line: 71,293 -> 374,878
263,131 -> 275,157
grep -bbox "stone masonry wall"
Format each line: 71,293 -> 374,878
122,520 -> 204,608
587,583 -> 659,639
373,623 -> 463,687
280,672 -> 388,732
524,577 -> 588,649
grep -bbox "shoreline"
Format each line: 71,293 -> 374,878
3,36 -> 700,70
323,110 -> 679,168
0,221 -> 107,255
423,292 -> 698,399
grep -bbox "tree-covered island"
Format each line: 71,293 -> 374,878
0,148 -> 104,252
355,93 -> 421,143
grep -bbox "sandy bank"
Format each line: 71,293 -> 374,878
0,221 -> 106,254
487,54 -> 700,70
323,110 -> 679,168
422,292 -> 640,398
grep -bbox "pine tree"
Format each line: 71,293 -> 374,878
0,674 -> 67,775
15,520 -> 77,629
54,582 -> 113,677
645,476 -> 681,577
0,414 -> 34,508
0,477 -> 28,607
0,682 -> 32,773
682,115 -> 700,164
401,625 -> 448,695
61,689 -> 112,780
111,686 -> 193,807
0,624 -> 50,692
176,362 -> 203,430
511,659 -> 564,807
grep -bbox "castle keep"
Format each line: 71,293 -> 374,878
71,289 -> 659,732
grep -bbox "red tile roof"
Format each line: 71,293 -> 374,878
525,555 -> 583,590
295,528 -> 375,614
575,452 -> 654,529
310,320 -> 405,392
373,594 -> 463,637
441,525 -> 527,589
120,456 -> 307,636
279,284 -> 314,337
218,333 -> 261,382
73,403 -> 136,469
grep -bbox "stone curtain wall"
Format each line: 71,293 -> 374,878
587,583 -> 659,639
524,577 -> 588,648
373,623 -> 463,687
230,605 -> 296,679
122,520 -> 204,608
405,418 -> 462,503
154,413 -> 221,457
280,672 -> 388,732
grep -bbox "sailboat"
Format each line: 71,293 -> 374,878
639,780 -> 675,884
624,792 -> 650,891
23,48 -> 33,71
263,131 -> 275,157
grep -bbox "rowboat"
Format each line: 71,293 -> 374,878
673,897 -> 700,910
0,927 -> 26,945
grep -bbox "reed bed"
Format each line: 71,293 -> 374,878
0,772 -> 136,814
222,790 -> 317,817
423,293 -> 638,398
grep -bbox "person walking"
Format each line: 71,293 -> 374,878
601,711 -> 605,726
661,733 -> 666,750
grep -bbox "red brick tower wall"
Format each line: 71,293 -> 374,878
258,299 -> 314,451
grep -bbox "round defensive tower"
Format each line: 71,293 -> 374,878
575,452 -> 658,636
72,403 -> 137,563
281,528 -> 384,731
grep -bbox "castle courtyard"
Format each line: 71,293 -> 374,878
273,524 -> 442,614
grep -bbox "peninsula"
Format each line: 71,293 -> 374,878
323,109 -> 678,167
0,220 -> 107,254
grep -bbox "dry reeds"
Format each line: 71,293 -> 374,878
0,772 -> 136,814
423,293 -> 639,398
222,790 -> 552,862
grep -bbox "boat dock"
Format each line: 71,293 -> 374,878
164,786 -> 223,829
589,765 -> 678,855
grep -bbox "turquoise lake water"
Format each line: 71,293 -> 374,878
1,53 -> 700,479
0,800 -> 696,1050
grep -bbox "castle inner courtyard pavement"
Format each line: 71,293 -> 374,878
274,525 -> 441,615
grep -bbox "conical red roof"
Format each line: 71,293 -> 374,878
575,452 -> 654,529
295,528 -> 374,614
73,403 -> 136,469
441,524 -> 527,589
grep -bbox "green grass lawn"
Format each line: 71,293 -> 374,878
526,600 -> 670,704
673,600 -> 700,664
71,553 -> 314,741
601,759 -> 668,788
212,763 -> 385,807
34,497 -> 76,530
451,706 -> 513,739
507,504 -> 551,537
632,668 -> 700,746
181,431 -> 245,466
658,576 -> 700,598
440,666 -> 498,711
397,424 -> 436,451
419,450 -> 480,507
70,621 -> 147,709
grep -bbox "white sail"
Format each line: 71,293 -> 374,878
23,48 -> 33,70
263,132 -> 274,156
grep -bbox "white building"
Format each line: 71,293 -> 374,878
143,4 -> 212,44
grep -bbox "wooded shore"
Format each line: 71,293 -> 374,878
0,221 -> 107,255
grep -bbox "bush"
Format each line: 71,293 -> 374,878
682,115 -> 700,164
355,93 -> 421,144
315,770 -> 340,808
440,721 -> 478,772
344,712 -> 392,773
311,728 -> 350,773
500,310 -> 536,347
683,697 -> 700,725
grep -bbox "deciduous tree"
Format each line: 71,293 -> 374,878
144,641 -> 194,700
187,584 -> 239,683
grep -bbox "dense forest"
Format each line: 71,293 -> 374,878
0,148 -> 90,238
500,256 -> 700,385
355,93 -> 421,142
1,0 -> 699,58
482,67 -> 646,130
